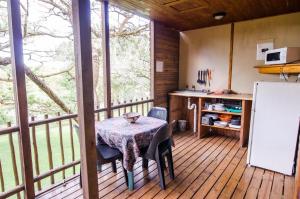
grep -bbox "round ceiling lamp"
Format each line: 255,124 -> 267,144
213,12 -> 226,20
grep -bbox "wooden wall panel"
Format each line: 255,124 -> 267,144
154,22 -> 180,108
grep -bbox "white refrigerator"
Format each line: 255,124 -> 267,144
247,82 -> 300,175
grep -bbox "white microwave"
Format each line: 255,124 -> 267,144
265,47 -> 300,65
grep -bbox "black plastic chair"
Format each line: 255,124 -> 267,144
73,125 -> 128,187
141,123 -> 175,190
147,107 -> 167,121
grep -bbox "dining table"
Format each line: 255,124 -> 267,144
95,115 -> 167,190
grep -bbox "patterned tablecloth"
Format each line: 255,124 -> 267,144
95,116 -> 167,171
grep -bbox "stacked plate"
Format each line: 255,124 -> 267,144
214,121 -> 228,127
229,124 -> 241,129
229,118 -> 241,129
214,103 -> 225,111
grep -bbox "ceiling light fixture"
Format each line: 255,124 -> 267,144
213,12 -> 226,20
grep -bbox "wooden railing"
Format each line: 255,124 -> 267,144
0,98 -> 153,198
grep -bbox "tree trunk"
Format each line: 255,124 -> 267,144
1,57 -> 73,114
24,67 -> 72,114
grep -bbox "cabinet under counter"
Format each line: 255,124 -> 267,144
168,91 -> 252,147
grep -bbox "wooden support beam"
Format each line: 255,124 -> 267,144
240,100 -> 252,147
72,0 -> 99,198
228,23 -> 234,90
7,0 -> 35,198
150,21 -> 155,102
102,0 -> 112,118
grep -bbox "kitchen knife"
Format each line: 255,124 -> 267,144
208,69 -> 211,87
200,70 -> 203,84
197,70 -> 201,85
204,70 -> 207,86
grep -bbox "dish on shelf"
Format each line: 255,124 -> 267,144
202,124 -> 240,131
219,114 -> 232,122
214,103 -> 225,111
202,116 -> 214,125
214,121 -> 228,127
203,113 -> 218,120
230,118 -> 241,125
229,124 -> 241,129
225,104 -> 242,113
225,108 -> 242,113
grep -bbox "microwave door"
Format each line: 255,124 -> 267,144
267,52 -> 280,62
265,51 -> 285,65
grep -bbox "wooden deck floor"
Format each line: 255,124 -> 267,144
36,132 -> 295,199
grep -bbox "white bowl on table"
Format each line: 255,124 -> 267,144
123,112 -> 140,123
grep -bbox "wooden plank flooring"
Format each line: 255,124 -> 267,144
36,132 -> 294,199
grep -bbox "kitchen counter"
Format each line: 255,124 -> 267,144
169,90 -> 253,101
169,90 -> 253,147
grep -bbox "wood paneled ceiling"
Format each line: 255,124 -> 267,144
109,0 -> 300,31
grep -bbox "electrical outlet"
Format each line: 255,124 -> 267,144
279,73 -> 288,80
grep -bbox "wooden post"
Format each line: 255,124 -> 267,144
240,100 -> 252,147
124,101 -> 127,113
111,102 -> 114,117
44,114 -> 54,184
141,98 -> 144,115
118,102 -> 121,116
227,23 -> 234,90
57,113 -> 66,180
146,97 -> 150,112
0,160 -> 4,192
197,98 -> 206,138
96,106 -> 100,121
68,113 -> 75,174
72,0 -> 98,198
31,116 -> 41,190
102,0 -> 112,118
7,0 -> 35,198
150,21 -> 155,103
8,122 -> 21,199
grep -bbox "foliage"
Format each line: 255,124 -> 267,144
0,0 -> 151,126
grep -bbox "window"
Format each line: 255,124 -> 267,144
20,0 -> 78,188
0,0 -> 153,194
91,0 -> 105,110
109,6 -> 151,104
0,0 -> 22,193
21,0 -> 76,118
0,0 -> 16,127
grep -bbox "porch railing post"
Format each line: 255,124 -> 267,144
72,0 -> 99,198
102,0 -> 112,118
7,0 -> 35,198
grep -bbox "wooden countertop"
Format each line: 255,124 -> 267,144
169,91 -> 253,100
